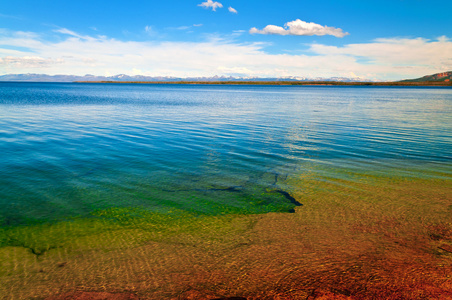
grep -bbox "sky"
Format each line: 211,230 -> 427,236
1,0 -> 451,81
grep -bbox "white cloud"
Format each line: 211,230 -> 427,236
250,19 -> 349,38
309,37 -> 452,68
228,7 -> 238,14
144,25 -> 158,36
198,0 -> 223,11
1,28 -> 451,80
12,31 -> 39,39
171,24 -> 203,30
54,28 -> 96,41
250,25 -> 286,35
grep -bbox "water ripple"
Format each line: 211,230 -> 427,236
0,83 -> 451,225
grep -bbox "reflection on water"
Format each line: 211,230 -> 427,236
0,83 -> 451,225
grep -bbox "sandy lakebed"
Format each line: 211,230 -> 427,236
1,171 -> 451,299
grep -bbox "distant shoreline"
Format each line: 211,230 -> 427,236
74,80 -> 452,86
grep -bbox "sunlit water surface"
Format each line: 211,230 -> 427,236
0,82 -> 451,226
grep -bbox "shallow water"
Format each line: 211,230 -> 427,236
0,83 -> 451,226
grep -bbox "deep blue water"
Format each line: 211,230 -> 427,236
0,82 -> 451,225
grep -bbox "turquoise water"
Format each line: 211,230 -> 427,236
0,83 -> 451,226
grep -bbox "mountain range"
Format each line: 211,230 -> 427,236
0,72 -> 451,83
0,73 -> 370,83
401,71 -> 452,83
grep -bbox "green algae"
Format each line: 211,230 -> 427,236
0,207 -> 256,261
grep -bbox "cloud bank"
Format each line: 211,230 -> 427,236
1,29 -> 451,80
198,0 -> 223,11
0,56 -> 63,68
250,19 -> 349,38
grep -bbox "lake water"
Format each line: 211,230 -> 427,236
0,82 -> 451,226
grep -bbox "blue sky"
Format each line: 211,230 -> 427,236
1,0 -> 451,80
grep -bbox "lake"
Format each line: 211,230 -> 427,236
0,83 -> 450,225
0,82 -> 451,299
